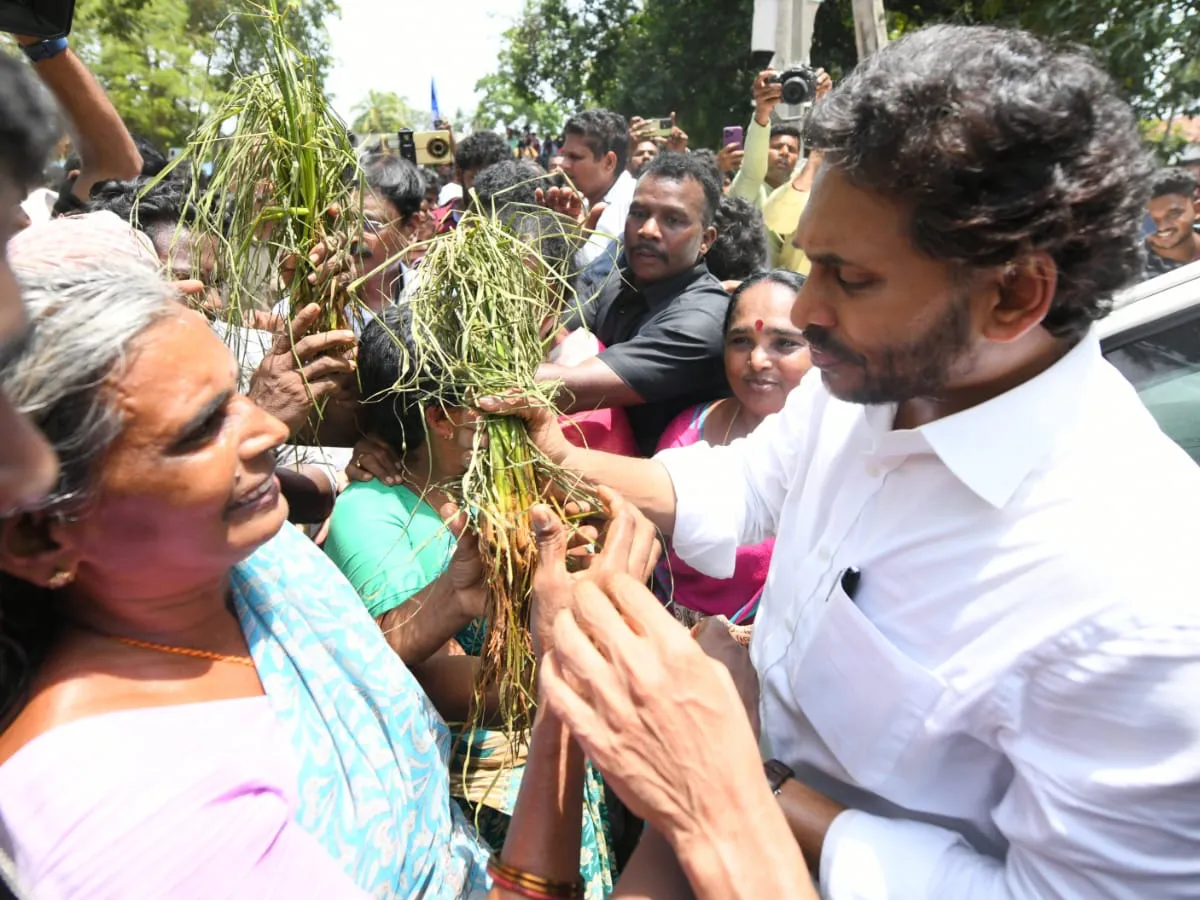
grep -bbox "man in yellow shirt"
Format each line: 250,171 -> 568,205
727,68 -> 831,270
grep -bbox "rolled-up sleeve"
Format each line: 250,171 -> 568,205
657,377 -> 821,579
820,612 -> 1200,900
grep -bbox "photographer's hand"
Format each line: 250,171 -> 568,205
814,68 -> 833,103
753,69 -> 783,127
666,112 -> 689,153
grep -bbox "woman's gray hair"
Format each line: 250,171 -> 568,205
1,260 -> 179,513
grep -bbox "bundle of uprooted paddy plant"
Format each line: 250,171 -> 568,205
397,208 -> 598,738
161,0 -> 364,335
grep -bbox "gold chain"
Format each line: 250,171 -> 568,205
108,635 -> 255,668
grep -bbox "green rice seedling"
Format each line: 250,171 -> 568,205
161,0 -> 364,336
398,208 -> 599,738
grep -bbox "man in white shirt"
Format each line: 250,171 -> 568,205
490,23 -> 1200,900
560,109 -> 637,268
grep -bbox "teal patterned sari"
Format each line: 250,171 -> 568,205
230,522 -> 491,899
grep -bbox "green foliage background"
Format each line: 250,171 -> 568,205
478,0 -> 1200,158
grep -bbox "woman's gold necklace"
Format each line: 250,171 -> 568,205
105,634 -> 255,668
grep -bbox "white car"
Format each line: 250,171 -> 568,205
1101,259 -> 1200,463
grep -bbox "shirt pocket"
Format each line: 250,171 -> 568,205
788,580 -> 945,791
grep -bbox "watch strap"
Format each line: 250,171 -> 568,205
764,758 -> 795,796
21,38 -> 69,63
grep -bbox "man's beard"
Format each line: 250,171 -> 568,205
804,291 -> 975,406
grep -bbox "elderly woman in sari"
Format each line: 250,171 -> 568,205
0,216 -> 665,899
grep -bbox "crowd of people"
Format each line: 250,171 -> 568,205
0,16 -> 1197,900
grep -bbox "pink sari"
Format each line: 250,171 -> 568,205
653,403 -> 774,622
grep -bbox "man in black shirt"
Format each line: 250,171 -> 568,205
541,152 -> 731,455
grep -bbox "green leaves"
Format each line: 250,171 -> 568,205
480,0 -> 1198,157
349,90 -> 431,135
69,0 -> 340,152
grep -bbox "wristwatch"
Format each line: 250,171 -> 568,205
764,758 -> 795,796
21,37 -> 69,63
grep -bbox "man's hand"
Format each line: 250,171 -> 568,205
693,616 -> 761,739
535,186 -> 607,233
753,69 -> 783,127
246,303 -> 356,436
717,142 -> 745,174
814,68 -> 833,103
473,394 -> 574,466
666,112 -> 689,154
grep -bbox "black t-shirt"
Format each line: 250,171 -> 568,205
1143,227 -> 1200,281
570,262 -> 731,455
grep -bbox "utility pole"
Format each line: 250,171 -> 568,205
752,0 -> 888,66
851,0 -> 889,59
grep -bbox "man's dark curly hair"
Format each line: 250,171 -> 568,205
0,54 -> 58,192
805,24 -> 1152,341
707,196 -> 768,282
1150,167 -> 1197,201
769,124 -> 801,143
640,151 -> 721,228
454,130 -> 511,175
564,109 -> 629,173
87,175 -> 236,244
473,159 -> 547,213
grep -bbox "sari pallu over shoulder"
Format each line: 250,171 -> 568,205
232,522 -> 491,899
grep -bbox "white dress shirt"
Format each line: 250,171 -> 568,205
660,331 -> 1200,899
576,170 -> 636,267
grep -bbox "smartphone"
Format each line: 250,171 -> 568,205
646,117 -> 673,138
722,126 -> 744,150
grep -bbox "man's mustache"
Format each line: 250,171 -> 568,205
629,241 -> 667,261
803,326 -> 863,365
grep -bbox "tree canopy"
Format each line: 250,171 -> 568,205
479,0 -> 1200,153
349,90 -> 430,134
68,0 -> 339,152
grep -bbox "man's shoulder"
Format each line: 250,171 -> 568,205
657,268 -> 732,312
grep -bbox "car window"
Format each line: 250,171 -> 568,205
1106,312 -> 1200,464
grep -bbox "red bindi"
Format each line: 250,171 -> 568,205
754,319 -> 764,332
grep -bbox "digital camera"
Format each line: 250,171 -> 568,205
397,129 -> 452,167
770,66 -> 820,106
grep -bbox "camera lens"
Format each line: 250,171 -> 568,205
780,76 -> 812,106
427,137 -> 449,157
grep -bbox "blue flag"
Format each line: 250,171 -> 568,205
431,78 -> 441,123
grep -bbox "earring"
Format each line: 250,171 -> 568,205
47,569 -> 74,590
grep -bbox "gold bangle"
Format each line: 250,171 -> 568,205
486,854 -> 584,899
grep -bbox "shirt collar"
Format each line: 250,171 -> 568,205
881,329 -> 1103,509
623,262 -> 712,310
604,170 -> 636,204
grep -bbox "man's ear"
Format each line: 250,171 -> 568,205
0,512 -> 81,589
603,151 -> 618,177
699,225 -> 718,259
980,252 -> 1058,344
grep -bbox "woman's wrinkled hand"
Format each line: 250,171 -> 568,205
529,487 -> 659,660
440,503 -> 489,621
346,432 -> 403,485
538,565 -> 765,840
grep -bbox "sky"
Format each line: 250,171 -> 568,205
324,0 -> 529,126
